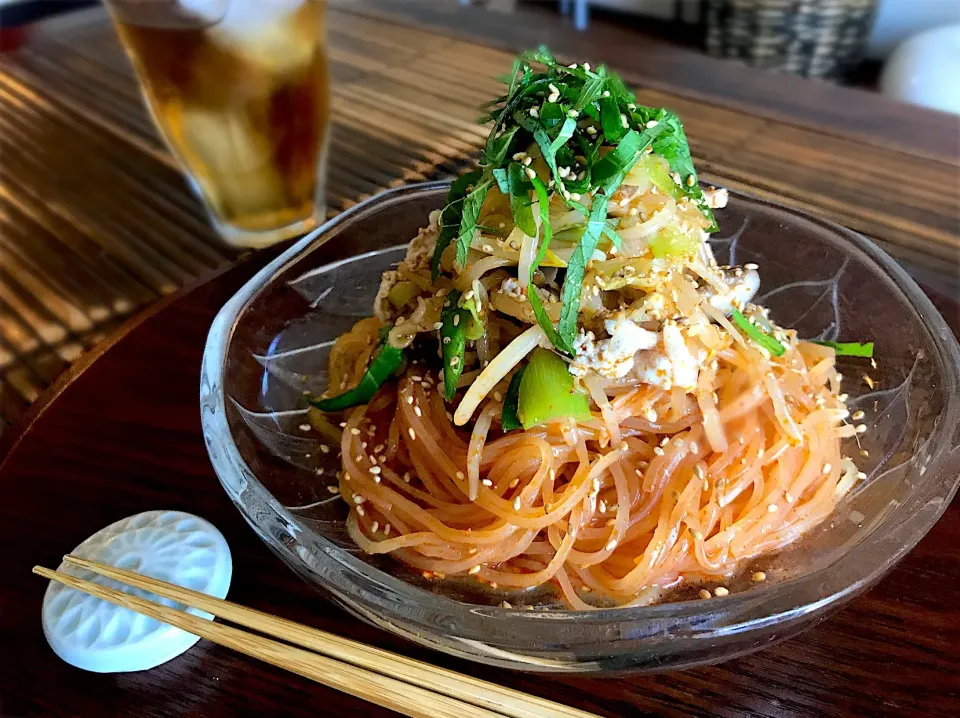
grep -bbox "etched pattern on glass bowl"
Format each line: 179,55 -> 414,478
201,181 -> 960,672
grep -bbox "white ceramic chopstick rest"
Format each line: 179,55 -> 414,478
41,510 -> 232,673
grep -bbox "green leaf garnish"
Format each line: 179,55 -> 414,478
455,178 -> 492,269
526,175 -> 570,352
432,170 -> 483,280
311,337 -> 404,411
558,193 -> 608,345
812,341 -> 874,358
731,308 -> 786,357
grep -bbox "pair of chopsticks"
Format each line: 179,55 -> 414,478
35,557 -> 599,718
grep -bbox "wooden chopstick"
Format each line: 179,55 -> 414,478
35,557 -> 599,718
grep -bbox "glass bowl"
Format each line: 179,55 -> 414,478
200,181 -> 960,673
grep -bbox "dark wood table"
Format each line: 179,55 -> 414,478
1,1 -> 958,716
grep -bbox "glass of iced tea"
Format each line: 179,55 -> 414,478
104,0 -> 330,248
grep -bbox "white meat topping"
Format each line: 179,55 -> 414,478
374,211 -> 440,321
704,267 -> 760,315
703,186 -> 729,209
570,317 -> 658,379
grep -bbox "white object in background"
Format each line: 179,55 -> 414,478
880,25 -> 960,116
867,0 -> 960,60
42,510 -> 232,673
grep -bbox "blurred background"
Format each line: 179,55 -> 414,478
0,0 -> 956,434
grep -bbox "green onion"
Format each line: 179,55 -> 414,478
440,290 -> 470,401
518,349 -> 591,429
813,340 -> 874,358
311,338 -> 404,411
500,366 -> 525,431
731,308 -> 786,357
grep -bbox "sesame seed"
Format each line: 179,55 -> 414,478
433,321 -> 443,330
408,428 -> 417,440
645,120 -> 659,128
822,463 -> 832,475
714,586 -> 729,597
356,506 -> 365,517
699,589 -> 712,599
694,465 -> 705,479
350,428 -> 361,436
567,109 -> 579,118
605,539 -> 618,551
455,470 -> 465,480
327,485 -> 339,494
529,107 -> 539,118
509,478 -> 520,488
482,479 -> 493,487
319,445 -> 330,454
863,375 -> 876,389
512,152 -> 527,162
468,565 -> 481,575
522,156 -> 532,167
525,167 -> 537,180
690,528 -> 703,540
767,504 -> 778,513
513,496 -> 522,511
371,521 -> 379,533
785,492 -> 794,502
369,466 -> 382,475
752,571 -> 766,582
654,447 -> 665,456
354,495 -> 366,505
855,424 -> 867,434
501,601 -> 512,609
852,410 -> 865,420
643,408 -> 658,422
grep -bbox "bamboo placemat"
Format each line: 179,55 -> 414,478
0,5 -> 956,430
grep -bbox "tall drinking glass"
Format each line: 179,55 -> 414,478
104,0 -> 330,248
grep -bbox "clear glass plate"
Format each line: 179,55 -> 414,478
201,181 -> 960,672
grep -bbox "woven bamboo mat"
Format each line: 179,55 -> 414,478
0,8 -> 502,426
0,5 -> 956,430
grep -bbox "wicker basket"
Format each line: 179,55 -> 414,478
703,0 -> 879,80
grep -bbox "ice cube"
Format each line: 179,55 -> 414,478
207,0 -> 316,74
179,107 -> 287,219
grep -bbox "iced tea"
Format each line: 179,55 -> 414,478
107,0 -> 330,247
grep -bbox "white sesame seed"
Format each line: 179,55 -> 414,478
433,321 -> 443,330
529,107 -> 539,118
408,428 -> 417,440
653,447 -> 665,456
468,565 -> 481,575
822,463 -> 832,475
327,486 -> 339,494
371,521 -> 379,533
605,539 -> 617,551
456,470 -> 465,480
319,445 -> 330,454
752,571 -> 766,582
350,428 -> 361,436
714,586 -> 729,597
855,424 -> 867,434
767,504 -> 778,513
522,156 -> 532,167
525,167 -> 537,180
512,152 -> 527,161
645,120 -> 659,128
699,589 -> 712,599
414,406 -> 422,417
513,496 -> 522,511
298,423 -> 312,432
482,479 -> 493,487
